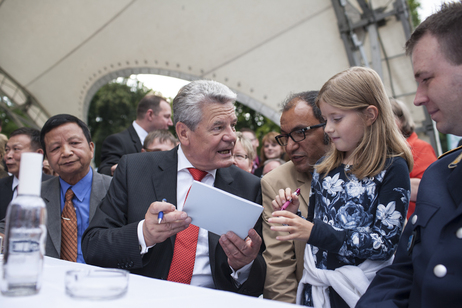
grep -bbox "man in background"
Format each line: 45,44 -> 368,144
98,94 -> 173,175
141,129 -> 177,152
0,127 -> 52,220
262,91 -> 330,303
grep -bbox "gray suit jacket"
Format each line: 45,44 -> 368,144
42,168 -> 111,258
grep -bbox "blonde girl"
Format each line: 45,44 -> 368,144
269,67 -> 413,307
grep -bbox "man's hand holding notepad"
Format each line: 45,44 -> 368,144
183,181 -> 263,239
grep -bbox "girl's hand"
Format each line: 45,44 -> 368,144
268,211 -> 314,242
271,188 -> 300,214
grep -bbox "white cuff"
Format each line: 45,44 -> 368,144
137,220 -> 155,254
230,260 -> 254,285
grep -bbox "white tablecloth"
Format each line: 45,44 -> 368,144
0,256 -> 292,308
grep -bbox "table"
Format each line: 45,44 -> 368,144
0,256 -> 292,308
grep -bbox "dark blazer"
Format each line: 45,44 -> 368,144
41,168 -> 112,258
357,147 -> 462,308
98,124 -> 142,175
0,173 -> 54,220
83,147 -> 266,297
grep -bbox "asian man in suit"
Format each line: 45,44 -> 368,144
83,80 -> 265,296
98,94 -> 173,176
39,114 -> 112,263
0,127 -> 53,220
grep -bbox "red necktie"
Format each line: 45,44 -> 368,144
61,188 -> 78,262
167,168 -> 208,284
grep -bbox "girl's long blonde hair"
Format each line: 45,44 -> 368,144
315,67 -> 413,179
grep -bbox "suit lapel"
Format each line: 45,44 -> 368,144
152,148 -> 178,207
0,176 -> 14,218
41,177 -> 62,255
89,168 -> 105,220
296,170 -> 311,217
213,167 -> 236,195
152,148 -> 178,246
128,124 -> 142,152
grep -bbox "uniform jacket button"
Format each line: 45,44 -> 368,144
411,215 -> 418,224
456,227 -> 462,239
434,264 -> 447,278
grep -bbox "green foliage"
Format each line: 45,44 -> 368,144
0,113 -> 19,137
234,101 -> 280,154
87,79 -> 150,167
407,0 -> 421,28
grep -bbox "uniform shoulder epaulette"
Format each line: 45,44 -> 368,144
439,145 -> 462,168
438,145 -> 462,159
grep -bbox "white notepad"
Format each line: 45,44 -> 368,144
183,181 -> 263,239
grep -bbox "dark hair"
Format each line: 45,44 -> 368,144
143,129 -> 178,150
10,127 -> 42,151
281,90 -> 330,145
281,91 -> 322,122
137,95 -> 168,119
406,2 -> 462,65
40,114 -> 92,155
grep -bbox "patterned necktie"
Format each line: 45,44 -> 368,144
61,188 -> 77,262
167,168 -> 208,284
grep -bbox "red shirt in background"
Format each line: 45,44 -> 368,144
407,132 -> 437,219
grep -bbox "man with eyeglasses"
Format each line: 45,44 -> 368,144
262,91 -> 330,303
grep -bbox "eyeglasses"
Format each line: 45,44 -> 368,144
275,123 -> 326,146
233,154 -> 248,161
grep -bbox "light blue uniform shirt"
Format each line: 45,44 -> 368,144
59,168 -> 93,264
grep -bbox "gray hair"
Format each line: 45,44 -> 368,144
173,80 -> 237,131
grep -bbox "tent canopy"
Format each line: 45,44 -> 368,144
1,0 -> 431,145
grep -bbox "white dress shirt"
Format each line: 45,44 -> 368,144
132,120 -> 148,146
11,175 -> 19,200
137,145 -> 252,287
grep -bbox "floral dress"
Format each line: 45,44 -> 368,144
301,157 -> 410,307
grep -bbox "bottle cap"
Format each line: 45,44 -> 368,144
18,152 -> 43,196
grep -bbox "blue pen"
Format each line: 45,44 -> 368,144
158,198 -> 167,224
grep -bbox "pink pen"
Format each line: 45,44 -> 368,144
281,188 -> 301,210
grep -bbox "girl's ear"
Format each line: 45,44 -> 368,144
365,106 -> 379,126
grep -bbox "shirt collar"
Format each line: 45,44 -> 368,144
12,175 -> 19,191
177,145 -> 216,179
59,168 -> 93,202
132,120 -> 148,145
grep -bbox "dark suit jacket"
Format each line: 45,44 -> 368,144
0,173 -> 54,220
98,124 -> 142,175
41,168 -> 111,258
357,147 -> 462,308
83,147 -> 266,297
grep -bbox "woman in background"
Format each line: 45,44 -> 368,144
233,132 -> 256,173
254,131 -> 285,177
391,99 -> 437,219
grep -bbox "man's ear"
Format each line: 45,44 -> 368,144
36,148 -> 44,155
176,122 -> 190,146
365,106 -> 379,126
146,109 -> 154,121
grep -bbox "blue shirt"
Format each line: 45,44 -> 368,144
59,168 -> 93,264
